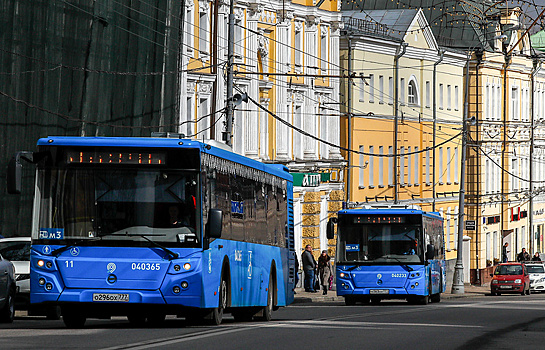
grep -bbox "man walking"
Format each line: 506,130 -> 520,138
302,244 -> 317,293
502,242 -> 509,263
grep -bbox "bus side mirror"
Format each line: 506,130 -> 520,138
7,156 -> 23,194
425,244 -> 435,260
7,151 -> 34,194
326,218 -> 336,240
207,209 -> 223,239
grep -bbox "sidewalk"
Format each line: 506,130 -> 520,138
293,284 -> 489,303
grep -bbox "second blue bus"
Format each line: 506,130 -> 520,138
328,206 -> 445,305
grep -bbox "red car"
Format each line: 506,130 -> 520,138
490,262 -> 531,296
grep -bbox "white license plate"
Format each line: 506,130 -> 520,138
92,293 -> 129,302
369,289 -> 389,294
499,285 -> 512,289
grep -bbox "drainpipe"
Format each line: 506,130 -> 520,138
346,36 -> 353,203
530,58 -> 541,253
394,42 -> 408,204
432,50 -> 444,212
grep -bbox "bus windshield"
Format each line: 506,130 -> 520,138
35,167 -> 200,247
337,220 -> 423,264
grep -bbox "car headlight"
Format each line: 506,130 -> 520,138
492,280 -> 499,284
514,279 -> 522,284
538,277 -> 545,283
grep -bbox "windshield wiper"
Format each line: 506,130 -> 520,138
50,237 -> 102,257
105,233 -> 179,260
380,255 -> 414,272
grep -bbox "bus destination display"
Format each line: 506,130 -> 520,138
353,216 -> 406,224
67,151 -> 166,165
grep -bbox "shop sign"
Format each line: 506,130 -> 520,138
291,173 -> 330,187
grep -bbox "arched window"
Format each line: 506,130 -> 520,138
408,76 -> 419,105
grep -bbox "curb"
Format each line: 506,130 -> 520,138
294,291 -> 487,303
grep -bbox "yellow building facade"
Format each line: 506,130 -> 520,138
340,9 -> 466,281
179,0 -> 344,266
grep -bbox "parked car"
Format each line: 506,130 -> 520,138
0,252 -> 15,322
525,262 -> 545,292
0,237 -> 30,308
0,237 -> 60,319
490,262 -> 531,296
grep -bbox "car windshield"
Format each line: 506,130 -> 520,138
36,167 -> 200,247
527,265 -> 545,274
0,241 -> 31,261
495,265 -> 523,275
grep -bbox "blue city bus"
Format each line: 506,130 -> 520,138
327,206 -> 445,305
7,136 -> 295,327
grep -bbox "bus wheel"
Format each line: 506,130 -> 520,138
45,306 -> 61,320
147,313 -> 166,326
63,311 -> 86,328
418,295 -> 429,305
344,296 -> 356,306
257,278 -> 274,322
127,314 -> 146,327
207,277 -> 227,325
430,293 -> 441,303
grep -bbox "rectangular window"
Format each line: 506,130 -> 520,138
320,30 -> 328,73
426,81 -> 430,108
359,78 -> 365,102
447,147 -> 451,184
446,213 -> 451,251
511,87 -> 519,120
389,77 -> 394,104
454,147 -> 460,184
400,78 -> 405,105
400,147 -> 405,185
496,85 -> 501,120
408,147 -> 412,185
447,85 -> 452,110
512,158 -> 517,191
485,84 -> 490,120
414,147 -> 419,185
199,12 -> 210,58
439,147 -> 444,184
369,74 -> 375,103
426,149 -> 430,184
379,146 -> 384,187
389,146 -> 394,186
493,231 -> 498,260
439,83 -> 444,109
379,76 -> 384,103
359,145 -> 364,188
369,146 -> 374,187
294,27 -> 302,68
485,159 -> 490,193
234,18 -> 244,59
454,85 -> 459,111
486,232 -> 491,262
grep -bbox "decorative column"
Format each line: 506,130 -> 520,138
328,20 -> 343,159
245,4 -> 262,158
275,10 -> 293,161
303,15 -> 318,160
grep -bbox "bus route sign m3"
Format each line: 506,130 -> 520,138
39,228 -> 64,240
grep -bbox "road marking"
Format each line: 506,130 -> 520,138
272,319 -> 483,329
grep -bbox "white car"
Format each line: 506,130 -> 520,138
0,237 -> 30,305
526,262 -> 545,292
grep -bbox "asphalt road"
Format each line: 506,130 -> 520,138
2,294 -> 545,349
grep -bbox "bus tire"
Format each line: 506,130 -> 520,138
63,311 -> 86,328
207,275 -> 228,325
257,278 -> 274,322
430,293 -> 441,303
45,306 -> 62,320
344,296 -> 356,306
418,295 -> 429,305
147,313 -> 166,326
127,314 -> 146,327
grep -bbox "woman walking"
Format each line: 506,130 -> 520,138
318,250 -> 333,295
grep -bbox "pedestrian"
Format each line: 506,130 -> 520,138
517,247 -> 531,262
532,252 -> 542,262
294,257 -> 300,294
318,250 -> 333,295
502,243 -> 509,263
301,245 -> 317,293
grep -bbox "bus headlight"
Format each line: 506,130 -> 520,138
174,265 -> 181,271
45,283 -> 53,291
173,286 -> 181,294
46,261 -> 53,268
38,278 -> 46,285
340,272 -> 349,278
37,260 -> 45,267
181,281 -> 189,289
183,263 -> 191,271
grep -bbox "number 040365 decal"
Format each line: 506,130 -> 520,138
131,263 -> 161,271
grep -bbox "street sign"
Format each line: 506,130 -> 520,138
465,220 -> 476,230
